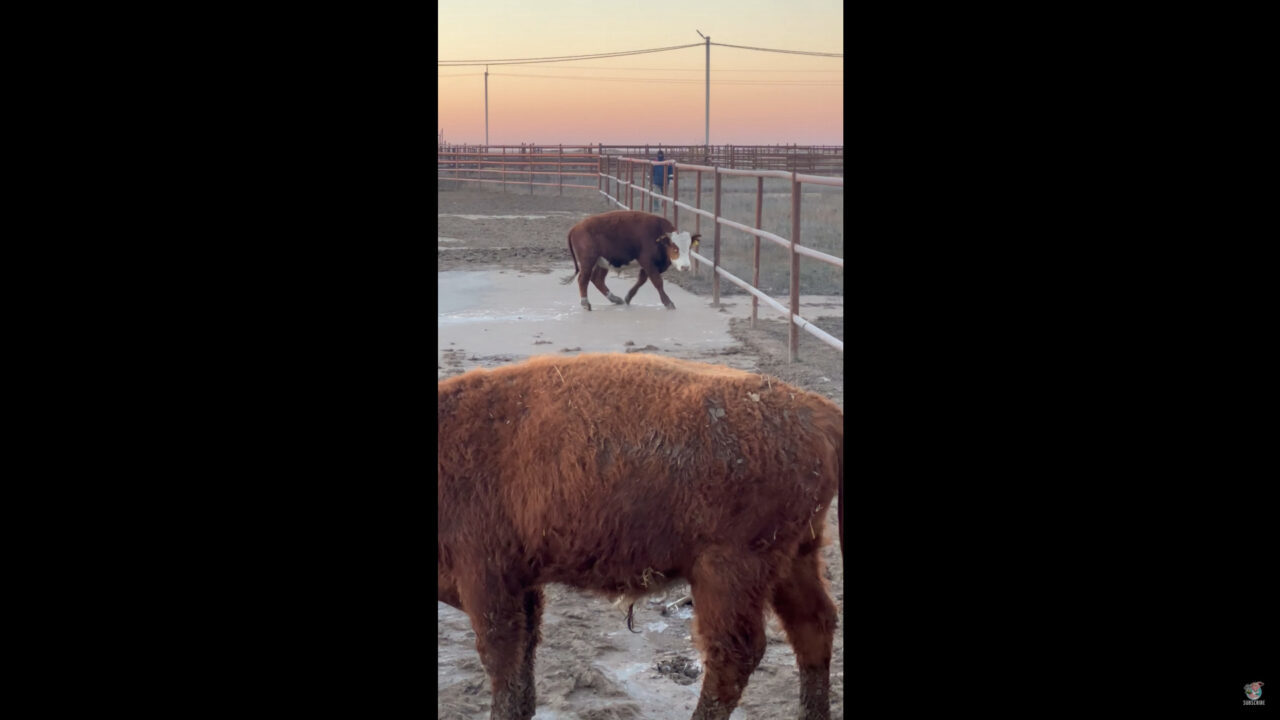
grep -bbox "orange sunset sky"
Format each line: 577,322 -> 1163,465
438,0 -> 843,146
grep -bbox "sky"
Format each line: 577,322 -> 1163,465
438,0 -> 843,147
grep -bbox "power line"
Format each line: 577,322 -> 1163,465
710,42 -> 842,57
463,65 -> 842,73
439,42 -> 842,67
438,43 -> 702,67
491,72 -> 840,86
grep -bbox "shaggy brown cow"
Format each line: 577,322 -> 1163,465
438,353 -> 843,720
559,210 -> 700,311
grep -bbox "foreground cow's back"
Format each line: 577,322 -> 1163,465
438,353 -> 843,720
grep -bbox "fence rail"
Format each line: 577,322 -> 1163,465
438,143 -> 843,175
437,146 -> 601,194
597,155 -> 843,361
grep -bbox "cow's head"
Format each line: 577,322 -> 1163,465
659,231 -> 701,272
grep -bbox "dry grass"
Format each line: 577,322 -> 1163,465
669,175 -> 843,296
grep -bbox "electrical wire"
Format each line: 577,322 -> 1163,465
473,65 -> 841,72
438,43 -> 703,67
490,72 -> 840,86
710,42 -> 842,57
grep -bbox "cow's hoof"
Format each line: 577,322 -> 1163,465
664,302 -> 676,310
581,299 -> 592,311
608,293 -> 624,305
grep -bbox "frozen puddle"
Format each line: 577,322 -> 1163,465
438,211 -> 582,221
439,214 -> 553,220
438,268 -> 740,362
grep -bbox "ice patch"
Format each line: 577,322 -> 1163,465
438,246 -> 515,251
645,621 -> 668,634
438,214 -> 551,220
438,307 -> 573,325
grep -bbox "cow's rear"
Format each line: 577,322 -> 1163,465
438,353 -> 843,720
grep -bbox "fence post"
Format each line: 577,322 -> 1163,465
789,171 -> 801,363
529,152 -> 534,195
597,155 -> 601,194
694,170 -> 703,276
664,162 -> 670,220
712,166 -> 722,307
502,149 -> 506,193
645,158 -> 651,213
753,175 -> 763,329
672,164 -> 679,230
559,145 -> 563,196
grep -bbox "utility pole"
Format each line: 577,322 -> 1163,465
696,31 -> 709,147
484,65 -> 489,148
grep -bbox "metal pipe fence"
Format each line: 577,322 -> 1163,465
437,146 -> 601,194
438,143 -> 843,176
597,157 -> 843,362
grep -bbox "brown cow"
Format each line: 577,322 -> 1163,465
438,353 -> 843,720
559,210 -> 700,311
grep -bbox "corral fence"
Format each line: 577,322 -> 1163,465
437,143 -> 843,191
436,143 -> 844,362
598,155 -> 843,363
437,145 -> 601,194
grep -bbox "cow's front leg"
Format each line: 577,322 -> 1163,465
625,269 -> 649,305
648,268 -> 676,309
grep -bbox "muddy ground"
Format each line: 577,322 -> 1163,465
438,189 -> 845,719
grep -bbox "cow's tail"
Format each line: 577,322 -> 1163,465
559,229 -> 579,285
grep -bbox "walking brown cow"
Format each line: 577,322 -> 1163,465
438,353 -> 843,720
559,210 -> 700,310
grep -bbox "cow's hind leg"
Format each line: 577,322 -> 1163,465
516,587 -> 544,719
576,259 -> 594,311
624,269 -> 649,305
459,576 -> 538,720
688,548 -> 771,720
769,538 -> 838,720
591,266 -> 623,304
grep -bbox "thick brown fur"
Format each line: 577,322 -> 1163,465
438,353 -> 843,720
561,210 -> 699,310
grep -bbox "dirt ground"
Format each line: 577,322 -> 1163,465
438,189 -> 845,719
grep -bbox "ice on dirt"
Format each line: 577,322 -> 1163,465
438,214 -> 552,220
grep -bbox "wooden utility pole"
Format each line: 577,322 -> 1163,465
696,31 -> 709,146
